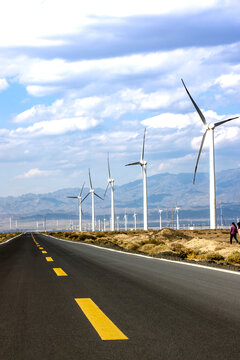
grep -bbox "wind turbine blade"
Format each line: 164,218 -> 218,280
107,153 -> 111,178
104,182 -> 110,198
214,116 -> 239,128
79,182 -> 85,196
193,129 -> 208,184
125,162 -> 141,166
181,79 -> 207,125
67,196 -> 78,199
94,193 -> 104,201
88,169 -> 93,189
81,192 -> 90,203
141,128 -> 146,161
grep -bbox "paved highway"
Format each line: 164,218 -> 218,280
0,232 -> 240,360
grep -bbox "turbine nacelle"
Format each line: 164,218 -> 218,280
207,122 -> 215,130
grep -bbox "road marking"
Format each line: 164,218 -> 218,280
46,257 -> 53,262
53,268 -> 67,276
39,247 -> 44,249
75,298 -> 128,341
42,251 -> 47,254
44,234 -> 240,276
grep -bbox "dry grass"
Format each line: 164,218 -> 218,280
47,228 -> 240,266
0,233 -> 20,243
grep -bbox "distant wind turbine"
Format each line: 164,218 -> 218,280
181,79 -> 238,229
158,209 -> 163,230
81,169 -> 104,231
126,128 -> 148,230
133,212 -> 137,230
175,206 -> 180,230
104,154 -> 115,231
67,182 -> 85,231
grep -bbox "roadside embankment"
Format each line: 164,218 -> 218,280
0,233 -> 22,244
46,228 -> 240,269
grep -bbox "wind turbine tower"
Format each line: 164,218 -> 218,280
133,212 -> 137,230
81,169 -> 104,232
182,79 -> 238,229
67,182 -> 85,231
159,209 -> 163,230
116,216 -> 120,231
124,213 -> 128,231
126,128 -> 148,230
104,154 -> 115,231
175,207 -> 180,230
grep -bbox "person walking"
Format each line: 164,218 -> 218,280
237,222 -> 240,242
230,222 -> 238,244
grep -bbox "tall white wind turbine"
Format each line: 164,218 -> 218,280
175,206 -> 180,230
81,169 -> 104,232
126,128 -> 148,230
67,182 -> 85,231
104,154 -> 115,231
182,79 -> 238,229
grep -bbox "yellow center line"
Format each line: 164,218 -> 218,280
39,247 -> 44,249
42,251 -> 47,254
53,268 -> 67,276
46,257 -> 54,262
75,298 -> 128,341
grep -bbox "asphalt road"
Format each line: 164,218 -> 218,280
0,232 -> 240,360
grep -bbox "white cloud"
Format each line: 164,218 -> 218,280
142,112 -> 200,129
12,117 -> 100,137
0,78 -> 9,91
26,85 -> 61,97
0,0 -> 221,47
17,168 -> 53,178
215,72 -> 240,88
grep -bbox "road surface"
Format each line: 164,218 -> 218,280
0,232 -> 240,359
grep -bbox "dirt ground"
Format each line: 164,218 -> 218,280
46,228 -> 240,267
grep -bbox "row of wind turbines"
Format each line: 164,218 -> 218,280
67,79 -> 238,231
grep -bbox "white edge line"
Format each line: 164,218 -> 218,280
39,232 -> 240,276
0,232 -> 24,245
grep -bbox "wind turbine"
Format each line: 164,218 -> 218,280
124,213 -> 128,231
125,128 -> 148,230
81,169 -> 104,231
133,212 -> 137,230
158,209 -> 163,230
175,206 -> 180,230
104,154 -> 115,231
67,182 -> 85,231
181,79 -> 238,229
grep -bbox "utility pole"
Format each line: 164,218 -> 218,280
172,208 -> 174,228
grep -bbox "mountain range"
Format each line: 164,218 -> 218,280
0,168 -> 239,225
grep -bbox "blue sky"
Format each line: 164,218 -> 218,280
0,0 -> 240,196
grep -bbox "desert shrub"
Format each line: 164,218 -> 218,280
206,253 -> 224,261
139,243 -> 156,253
148,238 -> 165,245
227,252 -> 240,264
76,234 -> 96,241
125,242 -> 139,251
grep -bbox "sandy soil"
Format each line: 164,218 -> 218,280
46,228 -> 240,267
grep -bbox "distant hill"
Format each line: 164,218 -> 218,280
0,169 -> 239,224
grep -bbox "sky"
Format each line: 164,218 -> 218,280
0,0 -> 240,196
